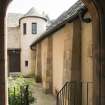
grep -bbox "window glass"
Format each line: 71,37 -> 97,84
23,23 -> 27,34
32,23 -> 37,34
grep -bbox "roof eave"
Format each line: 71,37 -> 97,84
19,16 -> 47,26
30,14 -> 79,48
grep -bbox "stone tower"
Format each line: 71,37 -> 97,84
19,7 -> 47,76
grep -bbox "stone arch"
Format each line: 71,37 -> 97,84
0,0 -> 105,105
0,0 -> 12,105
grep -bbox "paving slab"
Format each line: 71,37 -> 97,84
29,79 -> 56,105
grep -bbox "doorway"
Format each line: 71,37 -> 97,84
8,49 -> 21,73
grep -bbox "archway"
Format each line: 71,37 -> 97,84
0,0 -> 12,105
0,0 -> 105,105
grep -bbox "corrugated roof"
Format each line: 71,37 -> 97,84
31,0 -> 86,48
7,13 -> 23,27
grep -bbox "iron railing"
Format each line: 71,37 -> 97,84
8,85 -> 29,105
56,82 -> 94,105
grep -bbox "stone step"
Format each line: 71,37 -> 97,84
9,72 -> 21,77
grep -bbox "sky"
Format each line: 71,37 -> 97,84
7,0 -> 78,19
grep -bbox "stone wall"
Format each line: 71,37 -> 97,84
41,38 -> 48,90
20,17 -> 47,76
32,13 -> 93,98
81,17 -> 93,105
52,23 -> 73,94
7,27 -> 21,49
41,36 -> 53,93
35,43 -> 42,82
71,19 -> 81,81
33,23 -> 74,94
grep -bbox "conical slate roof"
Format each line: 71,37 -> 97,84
24,7 -> 41,17
19,7 -> 47,21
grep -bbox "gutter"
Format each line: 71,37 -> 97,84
78,8 -> 92,23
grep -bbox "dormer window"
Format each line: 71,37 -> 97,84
23,23 -> 27,35
32,23 -> 37,34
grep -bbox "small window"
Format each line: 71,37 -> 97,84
23,23 -> 27,34
32,23 -> 37,34
25,61 -> 28,67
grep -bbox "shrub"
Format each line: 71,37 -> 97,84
8,76 -> 35,105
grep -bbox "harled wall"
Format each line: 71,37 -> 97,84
20,17 -> 47,76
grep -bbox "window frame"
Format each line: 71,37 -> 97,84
32,23 -> 37,34
23,23 -> 27,35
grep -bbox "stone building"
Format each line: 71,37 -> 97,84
30,1 -> 93,104
7,7 -> 47,76
0,0 -> 105,104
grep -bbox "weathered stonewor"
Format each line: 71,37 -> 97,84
0,15 -> 5,105
0,0 -> 12,104
45,36 -> 53,93
71,18 -> 81,82
35,43 -> 42,82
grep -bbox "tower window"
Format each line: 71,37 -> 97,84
32,23 -> 37,34
25,61 -> 28,67
23,23 -> 27,34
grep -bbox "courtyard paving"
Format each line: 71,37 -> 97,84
30,79 -> 56,105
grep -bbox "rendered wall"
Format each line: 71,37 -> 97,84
32,17 -> 93,100
7,27 -> 21,49
52,23 -> 73,94
20,17 -> 47,76
41,38 -> 48,91
81,20 -> 93,105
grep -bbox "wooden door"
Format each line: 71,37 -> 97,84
8,50 -> 20,72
